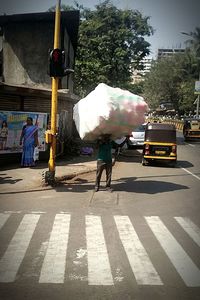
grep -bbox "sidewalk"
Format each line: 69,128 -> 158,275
0,154 -> 97,193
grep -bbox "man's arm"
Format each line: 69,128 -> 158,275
112,136 -> 128,148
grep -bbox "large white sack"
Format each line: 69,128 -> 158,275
73,83 -> 148,140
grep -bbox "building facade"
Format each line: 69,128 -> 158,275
0,12 -> 80,160
157,48 -> 185,59
132,57 -> 153,83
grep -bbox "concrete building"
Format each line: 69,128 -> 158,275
0,11 -> 80,139
132,57 -> 153,83
0,12 -> 80,162
139,57 -> 153,76
0,12 -> 79,90
157,48 -> 185,59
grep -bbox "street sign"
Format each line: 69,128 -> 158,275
194,81 -> 200,94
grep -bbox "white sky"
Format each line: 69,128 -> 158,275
1,0 -> 200,58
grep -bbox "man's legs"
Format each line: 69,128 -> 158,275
95,160 -> 105,191
105,162 -> 112,188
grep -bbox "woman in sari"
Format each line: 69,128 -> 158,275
20,117 -> 38,167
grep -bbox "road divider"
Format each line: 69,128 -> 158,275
147,118 -> 184,131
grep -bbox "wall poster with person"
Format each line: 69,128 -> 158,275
0,111 -> 48,154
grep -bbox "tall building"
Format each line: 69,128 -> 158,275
139,57 -> 153,76
132,57 -> 153,83
157,48 -> 185,59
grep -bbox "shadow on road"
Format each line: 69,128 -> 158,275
54,175 -> 189,195
0,174 -> 189,195
178,160 -> 194,168
0,174 -> 22,185
112,177 -> 189,194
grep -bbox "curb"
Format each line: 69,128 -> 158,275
0,167 -> 97,195
55,167 -> 97,181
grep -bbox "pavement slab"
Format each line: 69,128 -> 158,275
0,155 -> 97,194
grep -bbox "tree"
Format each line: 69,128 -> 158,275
143,52 -> 198,114
144,58 -> 176,110
178,79 -> 196,114
74,1 -> 153,96
182,27 -> 200,82
48,1 -> 153,96
183,27 -> 200,58
143,27 -> 200,115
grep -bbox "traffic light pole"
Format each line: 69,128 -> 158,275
46,0 -> 61,185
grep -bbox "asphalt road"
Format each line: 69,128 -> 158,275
0,133 -> 200,300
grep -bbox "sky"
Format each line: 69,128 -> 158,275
0,0 -> 200,58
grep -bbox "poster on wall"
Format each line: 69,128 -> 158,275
0,111 -> 48,154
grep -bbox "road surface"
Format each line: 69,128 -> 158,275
0,133 -> 199,300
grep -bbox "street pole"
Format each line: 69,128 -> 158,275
197,72 -> 200,118
197,97 -> 199,118
46,0 -> 61,184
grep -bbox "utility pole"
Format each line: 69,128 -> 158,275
45,0 -> 61,185
194,73 -> 200,118
197,72 -> 200,118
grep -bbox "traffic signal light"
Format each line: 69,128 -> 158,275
48,48 -> 75,78
49,48 -> 65,77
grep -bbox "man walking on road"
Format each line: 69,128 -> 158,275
95,134 -> 127,192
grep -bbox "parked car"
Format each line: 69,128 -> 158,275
127,123 -> 147,148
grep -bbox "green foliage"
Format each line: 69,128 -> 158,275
144,58 -> 178,110
48,1 -> 153,97
178,79 -> 196,114
143,27 -> 200,115
73,0 -> 153,96
184,27 -> 200,58
123,81 -> 144,95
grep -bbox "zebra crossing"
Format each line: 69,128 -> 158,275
0,212 -> 199,287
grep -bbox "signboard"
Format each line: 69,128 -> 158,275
0,111 -> 48,154
194,81 -> 200,94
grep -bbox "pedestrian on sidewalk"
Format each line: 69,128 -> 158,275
20,117 -> 38,167
94,134 -> 128,192
0,120 -> 8,150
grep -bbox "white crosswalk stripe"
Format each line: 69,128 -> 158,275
39,214 -> 71,283
0,214 -> 40,282
174,217 -> 200,247
0,212 -> 199,287
86,215 -> 113,285
0,213 -> 10,230
145,216 -> 200,287
114,215 -> 163,285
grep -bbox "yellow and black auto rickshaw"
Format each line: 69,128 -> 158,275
183,118 -> 200,141
142,123 -> 177,167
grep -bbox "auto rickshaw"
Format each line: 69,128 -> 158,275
183,118 -> 200,141
142,123 -> 177,167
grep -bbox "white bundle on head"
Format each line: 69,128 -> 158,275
73,83 -> 148,140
